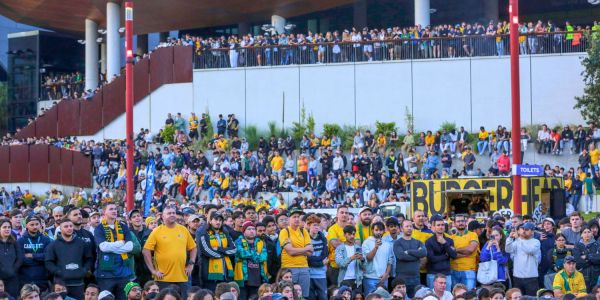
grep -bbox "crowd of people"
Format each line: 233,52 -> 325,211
188,20 -> 599,69
42,73 -> 86,101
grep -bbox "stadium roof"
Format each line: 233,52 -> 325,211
0,0 -> 354,36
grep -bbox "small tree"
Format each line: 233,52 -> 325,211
575,33 -> 600,125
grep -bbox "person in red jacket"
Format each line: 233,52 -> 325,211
497,151 -> 511,176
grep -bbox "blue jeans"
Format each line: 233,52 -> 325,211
477,141 -> 489,155
451,270 -> 476,291
427,274 -> 452,291
572,194 -> 581,211
363,278 -> 385,295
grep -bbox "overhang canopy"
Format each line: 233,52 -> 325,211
0,0 -> 354,36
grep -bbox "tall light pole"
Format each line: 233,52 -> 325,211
125,1 -> 134,212
509,0 -> 522,214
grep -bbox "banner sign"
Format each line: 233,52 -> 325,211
410,176 -> 563,216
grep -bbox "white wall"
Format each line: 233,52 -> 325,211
194,53 -> 586,133
77,54 -> 586,140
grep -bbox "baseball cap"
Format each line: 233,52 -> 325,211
98,290 -> 114,300
537,289 -> 554,298
25,215 -> 41,224
564,255 -> 576,263
521,222 -> 535,230
288,208 -> 305,217
430,214 -> 444,223
359,207 -> 373,215
127,209 -> 140,220
210,211 -> 224,220
186,214 -> 201,223
543,217 -> 556,225
468,221 -> 485,231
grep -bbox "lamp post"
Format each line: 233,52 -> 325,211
509,0 -> 522,214
125,1 -> 134,212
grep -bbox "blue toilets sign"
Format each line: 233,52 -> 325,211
512,164 -> 544,176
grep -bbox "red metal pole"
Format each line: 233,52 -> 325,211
125,1 -> 134,212
509,0 -> 522,214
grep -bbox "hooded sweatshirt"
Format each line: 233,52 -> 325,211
17,231 -> 52,284
45,233 -> 94,286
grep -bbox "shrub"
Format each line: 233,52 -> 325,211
439,121 -> 457,132
160,124 -> 176,144
375,121 -> 396,136
322,123 -> 342,137
244,125 -> 260,150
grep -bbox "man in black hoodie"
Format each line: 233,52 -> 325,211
128,209 -> 152,284
45,218 -> 94,299
17,215 -> 52,292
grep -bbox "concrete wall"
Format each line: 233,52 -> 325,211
80,53 -> 586,140
194,53 -> 586,133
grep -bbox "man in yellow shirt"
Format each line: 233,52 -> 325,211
477,127 -> 489,155
142,205 -> 197,295
589,144 -> 600,173
449,214 -> 479,290
270,150 -> 284,177
553,256 -> 587,298
188,112 -> 199,141
327,206 -> 350,286
355,207 -> 373,244
279,208 -> 313,299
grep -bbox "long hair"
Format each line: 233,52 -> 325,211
0,218 -> 15,243
156,288 -> 181,300
491,227 -> 507,252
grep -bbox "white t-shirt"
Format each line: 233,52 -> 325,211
343,245 -> 356,280
362,237 -> 393,279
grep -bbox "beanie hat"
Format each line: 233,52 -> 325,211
242,221 -> 255,233
145,216 -> 156,227
124,282 -> 140,296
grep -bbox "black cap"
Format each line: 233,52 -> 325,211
26,215 -> 41,224
468,221 -> 485,231
430,214 -> 444,223
128,209 -> 141,220
288,208 -> 305,217
210,211 -> 224,220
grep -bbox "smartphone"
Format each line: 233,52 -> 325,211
356,247 -> 362,254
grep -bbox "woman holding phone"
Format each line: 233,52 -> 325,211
479,227 -> 509,287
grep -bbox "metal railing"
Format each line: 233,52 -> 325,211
193,31 -> 594,69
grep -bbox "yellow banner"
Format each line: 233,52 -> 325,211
410,176 -> 564,216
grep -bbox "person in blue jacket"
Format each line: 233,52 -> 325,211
17,215 -> 52,292
479,227 -> 510,285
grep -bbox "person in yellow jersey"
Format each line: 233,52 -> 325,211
449,214 -> 479,291
327,206 -> 351,286
411,210 -> 433,284
279,208 -> 313,299
270,150 -> 285,178
552,256 -> 587,298
588,144 -> 600,174
188,112 -> 199,141
355,207 -> 373,245
142,205 -> 197,296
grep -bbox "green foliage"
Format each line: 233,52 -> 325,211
190,110 -> 214,152
375,121 -> 396,136
291,122 -> 307,141
306,113 -> 315,135
243,125 -> 260,149
160,124 -> 176,144
341,125 -> 357,151
322,123 -> 342,137
267,121 -> 280,137
439,121 -> 457,132
575,32 -> 600,125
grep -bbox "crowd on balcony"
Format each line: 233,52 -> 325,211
188,20 -> 599,68
41,72 -> 86,101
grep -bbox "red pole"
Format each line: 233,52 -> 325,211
509,0 -> 522,214
125,1 -> 134,212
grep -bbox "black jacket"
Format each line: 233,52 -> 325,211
425,235 -> 457,275
0,238 -> 22,279
45,234 -> 94,286
196,226 -> 237,281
